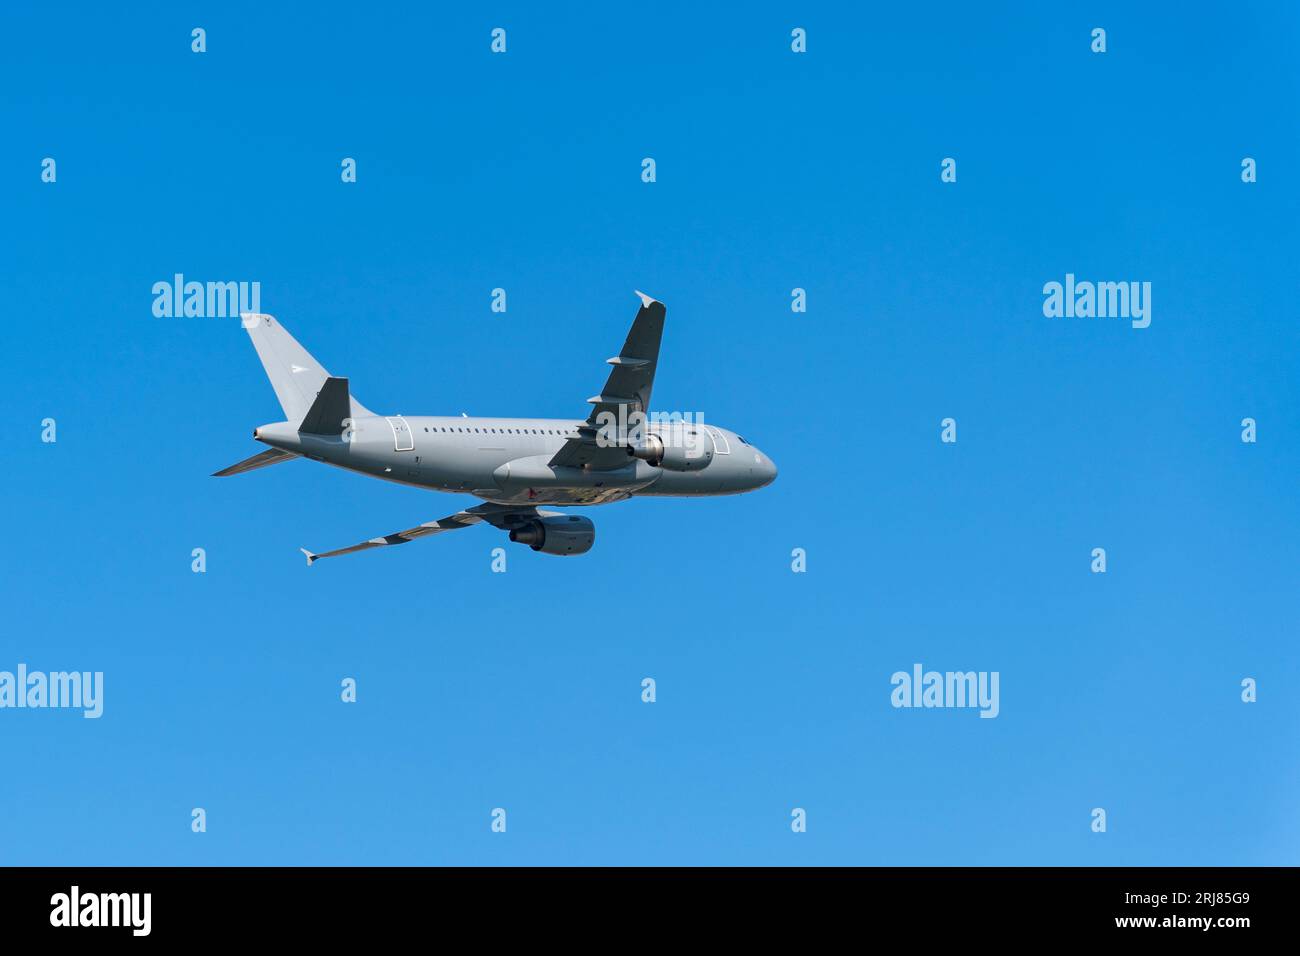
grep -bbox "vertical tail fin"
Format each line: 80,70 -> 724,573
240,313 -> 373,421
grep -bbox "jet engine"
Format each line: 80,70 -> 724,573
627,433 -> 713,472
508,515 -> 596,555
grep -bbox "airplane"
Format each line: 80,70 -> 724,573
214,291 -> 777,563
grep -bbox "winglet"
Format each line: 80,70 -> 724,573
299,547 -> 318,567
634,289 -> 657,308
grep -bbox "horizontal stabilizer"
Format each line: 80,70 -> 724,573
212,447 -> 299,477
298,377 -> 352,436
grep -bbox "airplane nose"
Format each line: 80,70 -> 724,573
755,452 -> 777,487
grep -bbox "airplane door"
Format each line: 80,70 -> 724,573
387,416 -> 414,452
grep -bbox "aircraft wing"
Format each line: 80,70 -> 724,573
548,291 -> 665,471
299,503 -> 556,565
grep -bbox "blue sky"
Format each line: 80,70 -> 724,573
2,2 -> 1297,865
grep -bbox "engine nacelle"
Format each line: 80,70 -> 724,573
508,515 -> 595,555
627,432 -> 713,472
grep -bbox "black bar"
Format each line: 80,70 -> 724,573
0,866 -> 1280,942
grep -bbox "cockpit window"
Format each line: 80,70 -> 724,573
738,436 -> 750,445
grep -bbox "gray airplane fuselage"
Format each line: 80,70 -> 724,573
254,415 -> 777,507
